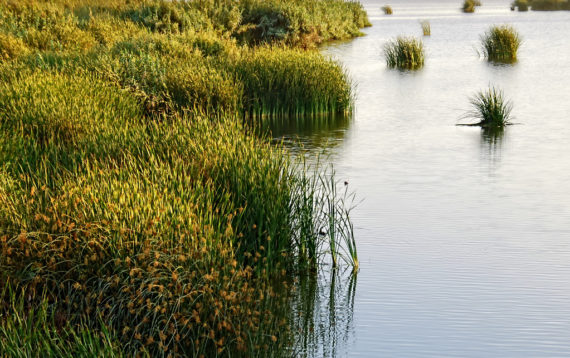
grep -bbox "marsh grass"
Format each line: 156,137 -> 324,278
0,0 -> 365,356
462,86 -> 513,127
420,20 -> 431,36
382,5 -> 393,14
384,36 -> 425,70
480,25 -> 521,63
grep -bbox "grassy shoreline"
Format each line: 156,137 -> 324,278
0,0 -> 367,356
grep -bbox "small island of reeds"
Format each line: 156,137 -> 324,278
384,36 -> 425,70
480,25 -> 522,63
382,5 -> 394,14
461,86 -> 514,127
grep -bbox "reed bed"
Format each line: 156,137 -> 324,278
0,0 -> 366,356
528,0 -> 570,10
480,25 -> 521,63
384,36 -> 425,70
382,5 -> 393,14
234,47 -> 353,118
465,86 -> 513,127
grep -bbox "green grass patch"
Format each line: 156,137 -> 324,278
480,25 -> 521,63
384,36 -> 425,70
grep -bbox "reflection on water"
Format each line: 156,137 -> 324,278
287,269 -> 357,357
261,114 -> 352,153
480,126 -> 504,170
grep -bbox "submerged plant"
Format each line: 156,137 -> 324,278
464,86 -> 513,127
382,5 -> 393,14
420,20 -> 431,36
384,36 -> 425,70
480,25 -> 521,63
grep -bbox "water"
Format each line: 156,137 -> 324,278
273,1 -> 570,356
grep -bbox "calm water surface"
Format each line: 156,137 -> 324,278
273,1 -> 570,356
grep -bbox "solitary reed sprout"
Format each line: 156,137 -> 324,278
480,25 -> 521,63
384,36 -> 425,70
420,20 -> 431,36
382,5 -> 393,14
466,86 -> 513,127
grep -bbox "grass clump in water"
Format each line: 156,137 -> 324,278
480,25 -> 521,63
463,0 -> 480,12
463,86 -> 513,127
384,36 -> 425,70
420,20 -> 431,36
382,5 -> 393,14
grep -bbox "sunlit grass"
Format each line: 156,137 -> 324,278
480,25 -> 521,63
384,36 -> 425,70
0,0 -> 365,355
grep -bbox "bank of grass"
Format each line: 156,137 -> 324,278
528,0 -> 570,10
464,86 -> 513,127
384,36 -> 425,70
480,25 -> 521,63
0,0 -> 367,356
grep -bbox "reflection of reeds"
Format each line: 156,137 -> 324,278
288,268 -> 358,356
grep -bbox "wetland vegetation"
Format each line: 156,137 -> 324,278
0,0 -> 369,356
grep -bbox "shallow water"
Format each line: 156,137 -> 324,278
272,1 -> 570,356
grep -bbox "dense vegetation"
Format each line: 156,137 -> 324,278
480,25 -> 521,64
0,0 -> 369,356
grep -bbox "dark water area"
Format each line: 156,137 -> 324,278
271,1 -> 570,356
